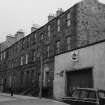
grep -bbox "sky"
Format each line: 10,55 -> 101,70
0,0 -> 105,43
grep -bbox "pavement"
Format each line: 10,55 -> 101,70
0,92 -> 68,105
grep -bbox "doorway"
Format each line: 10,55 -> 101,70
66,68 -> 93,96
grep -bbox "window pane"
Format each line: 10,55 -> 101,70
67,13 -> 70,20
67,37 -> 71,50
48,25 -> 51,40
57,19 -> 60,32
99,91 -> 105,98
47,46 -> 50,57
57,19 -> 60,25
58,26 -> 60,32
41,34 -> 44,40
34,33 -> 36,39
67,37 -> 71,44
72,90 -> 80,98
88,91 -> 96,98
21,56 -> 23,65
67,13 -> 70,27
67,20 -> 71,27
80,90 -> 88,98
48,25 -> 50,31
56,41 -> 60,53
26,54 -> 28,64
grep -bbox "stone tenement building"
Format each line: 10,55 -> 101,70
0,0 -> 105,97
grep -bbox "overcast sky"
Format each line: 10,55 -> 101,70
0,0 -> 105,43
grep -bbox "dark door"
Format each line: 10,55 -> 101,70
66,68 -> 93,96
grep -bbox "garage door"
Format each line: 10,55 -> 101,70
66,68 -> 93,96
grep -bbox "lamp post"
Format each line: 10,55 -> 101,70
38,41 -> 44,98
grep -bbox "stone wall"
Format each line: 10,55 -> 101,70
77,0 -> 105,47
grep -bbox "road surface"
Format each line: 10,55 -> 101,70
0,93 -> 68,105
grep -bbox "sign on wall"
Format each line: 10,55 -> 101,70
71,50 -> 79,62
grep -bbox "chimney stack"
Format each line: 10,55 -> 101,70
48,14 -> 55,22
15,29 -> 24,41
56,8 -> 64,16
6,35 -> 15,43
31,24 -> 40,33
6,34 -> 16,47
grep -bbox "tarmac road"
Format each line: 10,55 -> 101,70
0,93 -> 68,105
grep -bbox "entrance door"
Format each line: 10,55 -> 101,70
66,68 -> 93,96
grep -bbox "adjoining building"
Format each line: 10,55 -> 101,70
0,0 -> 105,98
54,41 -> 105,98
53,0 -> 105,98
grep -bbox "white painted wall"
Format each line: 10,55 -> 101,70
54,42 -> 105,98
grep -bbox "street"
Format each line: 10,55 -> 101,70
0,93 -> 68,105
